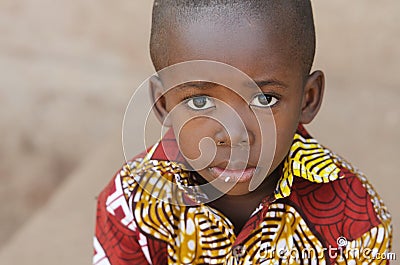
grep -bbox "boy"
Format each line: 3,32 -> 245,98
94,1 -> 392,264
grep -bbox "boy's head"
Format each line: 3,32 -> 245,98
149,0 -> 324,196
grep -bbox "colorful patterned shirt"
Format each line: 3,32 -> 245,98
93,126 -> 392,264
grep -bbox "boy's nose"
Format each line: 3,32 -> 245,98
214,112 -> 255,147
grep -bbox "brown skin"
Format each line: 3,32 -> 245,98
150,18 -> 324,234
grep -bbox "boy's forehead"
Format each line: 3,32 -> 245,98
156,60 -> 273,97
160,16 -> 299,79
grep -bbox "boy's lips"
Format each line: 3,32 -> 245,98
208,166 -> 256,183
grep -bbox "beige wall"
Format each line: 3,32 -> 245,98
0,0 -> 398,263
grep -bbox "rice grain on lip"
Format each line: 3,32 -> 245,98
209,167 -> 256,183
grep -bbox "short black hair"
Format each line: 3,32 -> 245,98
150,0 -> 316,75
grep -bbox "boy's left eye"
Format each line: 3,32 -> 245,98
186,96 -> 215,110
250,94 -> 279,108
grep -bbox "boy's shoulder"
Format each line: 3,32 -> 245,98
286,166 -> 391,245
280,128 -> 392,251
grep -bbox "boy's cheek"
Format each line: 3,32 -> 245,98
174,120 -> 215,158
178,131 -> 201,158
275,124 -> 298,157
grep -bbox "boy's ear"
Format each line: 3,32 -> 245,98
299,70 -> 325,124
149,75 -> 172,127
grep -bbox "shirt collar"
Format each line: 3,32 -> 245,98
275,124 -> 343,199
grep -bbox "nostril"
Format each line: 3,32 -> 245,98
217,141 -> 226,146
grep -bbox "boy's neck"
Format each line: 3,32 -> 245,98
201,163 -> 283,235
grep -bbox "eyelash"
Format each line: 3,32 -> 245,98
181,92 -> 281,110
250,92 -> 280,108
183,95 -> 215,111
181,93 -> 208,102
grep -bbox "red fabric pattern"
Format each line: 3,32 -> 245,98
289,175 -> 381,263
95,177 -> 167,264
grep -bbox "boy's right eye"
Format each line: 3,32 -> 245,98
186,96 -> 215,111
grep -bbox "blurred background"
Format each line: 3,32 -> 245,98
0,0 -> 398,264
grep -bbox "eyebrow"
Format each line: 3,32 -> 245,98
253,79 -> 288,89
174,81 -> 215,90
174,79 -> 288,91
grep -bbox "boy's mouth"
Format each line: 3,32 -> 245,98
208,166 -> 256,183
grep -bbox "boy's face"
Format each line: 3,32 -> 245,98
152,17 -> 323,196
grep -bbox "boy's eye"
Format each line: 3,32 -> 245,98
186,96 -> 215,110
250,94 -> 279,108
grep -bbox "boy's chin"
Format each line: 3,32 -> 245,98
223,183 -> 254,196
195,167 -> 273,197
206,180 -> 254,196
